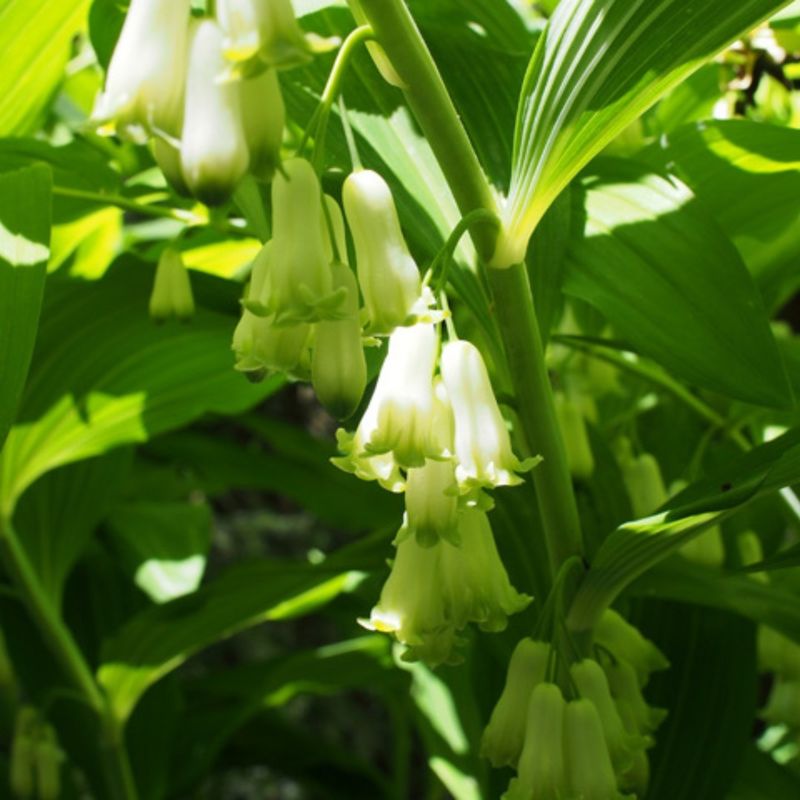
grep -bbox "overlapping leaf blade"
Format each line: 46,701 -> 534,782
498,0 -> 794,265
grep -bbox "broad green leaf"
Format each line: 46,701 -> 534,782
569,428 -> 800,630
0,261 -> 279,515
496,0 -> 794,266
563,160 -> 791,408
0,0 -> 90,134
106,501 -> 211,603
643,120 -> 800,311
98,532 -> 386,721
12,449 -> 132,607
0,165 -> 51,451
644,64 -> 723,136
729,745 -> 800,800
644,603 -> 756,800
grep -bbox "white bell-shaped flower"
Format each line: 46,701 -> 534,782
481,638 -> 550,768
336,322 -> 441,470
92,0 -> 191,143
440,340 -> 537,494
343,169 -> 422,334
311,197 -> 367,419
239,68 -> 285,181
216,0 -> 310,71
439,509 -> 531,633
181,19 -> 250,205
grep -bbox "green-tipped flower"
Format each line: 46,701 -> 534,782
217,0 -> 310,72
440,340 -> 537,494
603,658 -> 666,738
614,701 -> 652,797
239,68 -> 285,181
311,196 -> 367,419
594,610 -> 669,687
620,451 -> 668,518
503,683 -> 567,800
360,535 -> 457,666
763,679 -> 800,728
336,322 -> 441,470
92,0 -> 191,143
554,391 -> 594,479
34,725 -> 63,800
181,19 -> 249,204
481,639 -> 550,768
10,707 -> 38,799
564,699 -> 631,800
343,169 -> 422,334
256,158 -> 346,324
571,659 -> 647,773
439,509 -> 531,633
149,247 -> 195,322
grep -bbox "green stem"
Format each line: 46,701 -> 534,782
0,518 -> 138,800
430,208 -> 499,291
352,0 -> 499,261
490,267 -> 584,572
354,0 -> 584,573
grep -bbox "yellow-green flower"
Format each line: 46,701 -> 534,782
594,610 -> 669,687
149,247 -> 195,322
239,68 -> 285,182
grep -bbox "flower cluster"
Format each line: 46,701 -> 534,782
482,615 -> 668,799
10,707 -> 64,800
92,0 -> 297,204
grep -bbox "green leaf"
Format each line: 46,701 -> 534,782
728,745 -> 800,800
497,0 -> 794,265
0,165 -> 51,451
644,602 -> 756,800
0,0 -> 90,134
563,159 -> 791,408
643,120 -> 800,311
105,500 -> 211,603
569,428 -> 800,630
12,449 -> 132,607
0,261 -> 278,515
97,534 -> 384,721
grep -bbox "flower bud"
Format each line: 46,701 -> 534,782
481,639 -> 550,768
181,19 -> 249,205
92,0 -> 191,142
503,683 -> 567,800
439,509 -> 532,633
10,707 -> 38,799
603,658 -> 666,737
563,699 -> 629,800
311,197 -> 367,419
440,340 -> 537,494
149,247 -> 195,322
217,0 -> 310,71
336,322 -> 441,470
239,68 -> 285,181
571,659 -> 646,773
343,169 -> 421,334
594,610 -> 669,687
554,391 -> 595,479
257,158 -> 346,324
360,535 -> 457,666
620,452 -> 667,518
34,725 -> 63,800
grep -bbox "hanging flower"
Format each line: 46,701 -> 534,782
440,340 -> 537,494
91,0 -> 191,143
311,197 -> 367,419
249,158 -> 346,324
149,247 -> 195,322
335,322 -> 441,471
342,169 -> 422,334
239,68 -> 285,182
481,638 -> 550,769
216,0 -> 310,72
554,390 -> 595,479
359,535 -> 458,667
593,610 -> 669,687
438,509 -> 532,633
180,19 -> 250,205
619,450 -> 668,519
503,682 -> 567,800
602,658 -> 666,739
